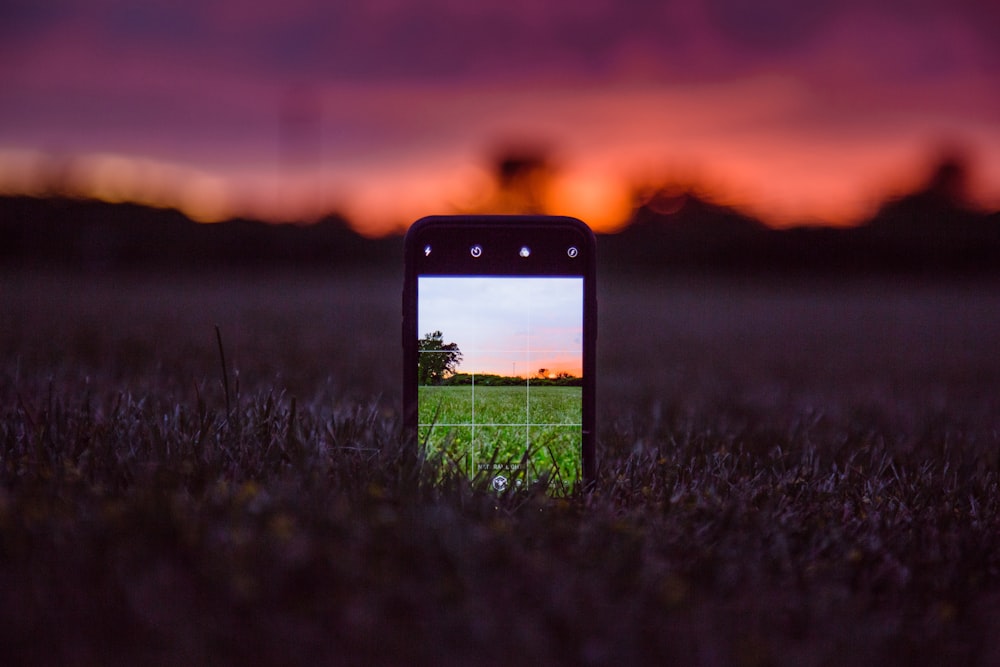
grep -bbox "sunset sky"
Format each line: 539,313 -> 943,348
418,277 -> 582,378
1,0 -> 998,235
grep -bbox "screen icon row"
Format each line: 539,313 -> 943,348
464,245 -> 580,258
421,244 -> 581,258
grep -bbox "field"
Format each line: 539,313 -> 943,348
418,384 -> 582,488
3,267 -> 1000,665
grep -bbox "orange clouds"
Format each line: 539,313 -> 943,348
3,75 -> 999,233
3,1 -> 1000,233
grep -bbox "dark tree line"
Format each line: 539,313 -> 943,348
439,373 -> 582,387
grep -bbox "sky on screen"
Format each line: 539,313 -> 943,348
418,276 -> 583,377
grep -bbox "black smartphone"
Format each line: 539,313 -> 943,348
403,215 -> 596,494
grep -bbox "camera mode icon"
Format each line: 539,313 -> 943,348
492,475 -> 508,492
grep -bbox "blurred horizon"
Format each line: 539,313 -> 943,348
2,0 -> 999,236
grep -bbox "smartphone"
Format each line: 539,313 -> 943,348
403,215 -> 596,494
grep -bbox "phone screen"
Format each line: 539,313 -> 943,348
403,216 -> 595,494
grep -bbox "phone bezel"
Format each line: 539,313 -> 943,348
402,215 -> 597,488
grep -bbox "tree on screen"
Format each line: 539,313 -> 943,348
417,331 -> 462,385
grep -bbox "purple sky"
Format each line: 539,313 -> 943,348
1,0 -> 998,232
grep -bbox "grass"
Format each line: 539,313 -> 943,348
2,268 -> 1000,665
418,384 -> 582,490
418,384 -> 582,425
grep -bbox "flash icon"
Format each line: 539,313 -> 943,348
423,245 -> 432,256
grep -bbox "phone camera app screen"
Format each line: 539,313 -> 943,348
417,276 -> 583,493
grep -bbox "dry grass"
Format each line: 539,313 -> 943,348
2,269 -> 1000,665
